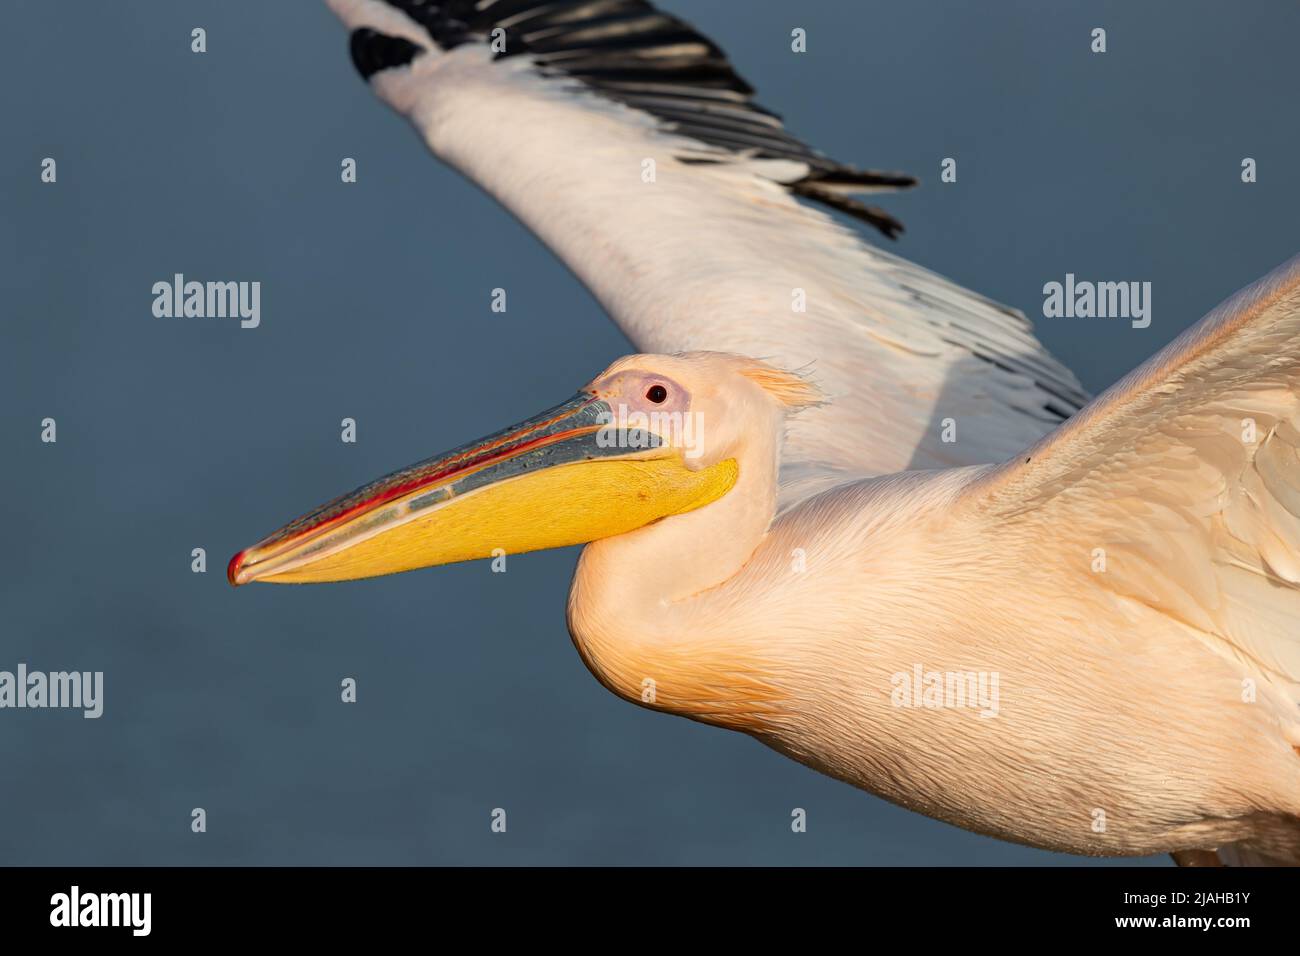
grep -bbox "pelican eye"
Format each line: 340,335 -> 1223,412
646,384 -> 668,403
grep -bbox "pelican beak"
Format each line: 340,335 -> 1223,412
228,392 -> 737,586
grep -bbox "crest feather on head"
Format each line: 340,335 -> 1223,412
736,360 -> 823,410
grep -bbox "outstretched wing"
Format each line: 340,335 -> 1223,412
967,253 -> 1300,697
326,0 -> 1088,492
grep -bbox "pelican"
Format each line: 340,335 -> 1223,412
231,0 -> 1300,864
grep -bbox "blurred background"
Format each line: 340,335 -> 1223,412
2,0 -> 1297,864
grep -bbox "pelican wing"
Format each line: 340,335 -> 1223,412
326,0 -> 1088,488
968,253 -> 1300,692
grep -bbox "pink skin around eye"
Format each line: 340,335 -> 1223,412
588,371 -> 704,456
592,372 -> 692,417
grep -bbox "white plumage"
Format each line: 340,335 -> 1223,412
567,262 -> 1300,864
327,0 -> 1087,501
295,0 -> 1300,864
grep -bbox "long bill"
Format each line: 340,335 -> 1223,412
228,392 -> 737,585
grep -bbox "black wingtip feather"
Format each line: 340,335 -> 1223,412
789,181 -> 909,239
368,0 -> 913,237
802,168 -> 920,191
350,28 -> 423,79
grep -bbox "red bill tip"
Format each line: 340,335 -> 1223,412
227,549 -> 248,587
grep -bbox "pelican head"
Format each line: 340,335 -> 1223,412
228,352 -> 816,586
